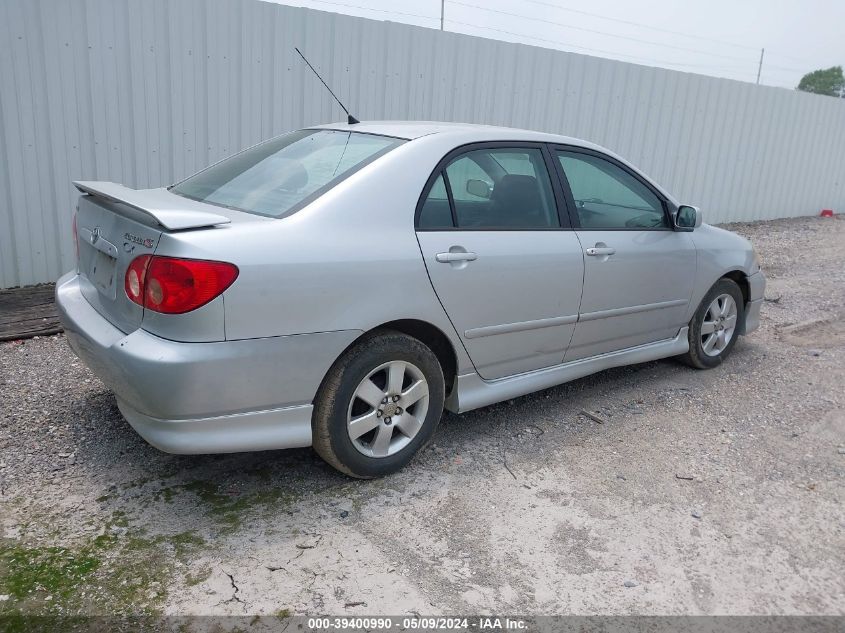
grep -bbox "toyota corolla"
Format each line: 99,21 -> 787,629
56,121 -> 765,477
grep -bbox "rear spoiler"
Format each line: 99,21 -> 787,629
73,181 -> 232,231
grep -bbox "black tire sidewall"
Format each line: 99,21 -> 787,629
321,333 -> 444,477
688,279 -> 745,368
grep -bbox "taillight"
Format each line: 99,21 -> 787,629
124,255 -> 238,314
125,255 -> 152,306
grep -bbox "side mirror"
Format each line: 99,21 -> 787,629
466,179 -> 492,199
675,205 -> 702,231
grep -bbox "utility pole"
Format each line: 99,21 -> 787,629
756,48 -> 765,85
440,0 -> 444,31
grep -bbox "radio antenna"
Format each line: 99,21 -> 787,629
295,47 -> 359,125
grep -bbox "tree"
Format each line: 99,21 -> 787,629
796,66 -> 845,97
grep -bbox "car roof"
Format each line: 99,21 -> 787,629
307,120 -> 602,149
307,120 -> 677,204
307,121 -> 678,204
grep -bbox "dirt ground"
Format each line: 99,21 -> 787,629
1,215 -> 843,619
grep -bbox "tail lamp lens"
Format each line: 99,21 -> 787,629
125,255 -> 151,304
124,255 -> 238,314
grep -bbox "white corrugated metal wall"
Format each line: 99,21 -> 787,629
1,0 -> 844,289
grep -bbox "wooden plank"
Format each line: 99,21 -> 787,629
0,283 -> 62,341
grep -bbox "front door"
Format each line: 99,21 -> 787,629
553,148 -> 696,361
416,144 -> 584,380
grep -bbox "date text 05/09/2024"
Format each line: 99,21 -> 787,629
306,616 -> 528,630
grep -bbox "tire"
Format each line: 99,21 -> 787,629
312,330 -> 445,478
679,278 -> 745,369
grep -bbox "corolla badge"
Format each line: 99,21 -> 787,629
124,232 -> 155,248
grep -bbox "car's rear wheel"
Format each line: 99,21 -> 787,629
312,330 -> 445,478
679,278 -> 745,369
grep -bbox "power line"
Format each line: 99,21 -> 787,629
759,61 -> 810,73
515,0 -> 821,68
303,0 -> 440,23
448,0 -> 757,64
761,50 -> 826,66
760,65 -> 814,74
447,19 -> 757,75
291,0 -> 806,84
450,19 -> 800,87
522,0 -> 760,52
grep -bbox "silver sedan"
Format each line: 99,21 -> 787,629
56,122 -> 765,477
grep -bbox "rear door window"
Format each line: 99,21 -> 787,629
439,147 -> 559,229
171,130 -> 404,218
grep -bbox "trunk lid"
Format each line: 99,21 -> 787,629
72,181 -> 232,333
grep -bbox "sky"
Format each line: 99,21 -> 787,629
269,0 -> 845,89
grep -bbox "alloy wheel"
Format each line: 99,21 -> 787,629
701,293 -> 738,356
346,360 -> 430,458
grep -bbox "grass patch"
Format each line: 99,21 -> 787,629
170,532 -> 205,559
109,511 -> 129,528
160,487 -> 176,503
0,545 -> 100,601
183,565 -> 213,587
180,480 -> 300,531
0,509 -> 207,617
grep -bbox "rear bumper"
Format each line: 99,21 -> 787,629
55,272 -> 362,453
116,399 -> 313,454
742,270 -> 766,335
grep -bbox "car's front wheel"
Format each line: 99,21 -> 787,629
312,330 -> 445,478
679,278 -> 745,369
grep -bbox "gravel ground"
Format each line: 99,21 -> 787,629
0,215 -> 843,618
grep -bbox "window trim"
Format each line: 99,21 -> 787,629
549,144 -> 674,232
440,171 -> 460,228
414,141 -> 572,232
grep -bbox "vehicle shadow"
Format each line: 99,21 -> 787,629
50,338 -> 763,533
425,336 -> 765,458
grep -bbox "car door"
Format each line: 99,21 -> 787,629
552,147 -> 696,362
415,143 -> 584,380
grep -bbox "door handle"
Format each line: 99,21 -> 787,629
436,251 -> 478,263
585,246 -> 616,257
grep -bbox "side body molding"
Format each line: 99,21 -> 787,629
446,328 -> 689,413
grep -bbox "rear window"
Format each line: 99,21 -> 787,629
170,130 -> 404,218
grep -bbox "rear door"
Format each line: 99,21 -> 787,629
552,147 -> 696,361
415,143 -> 584,380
